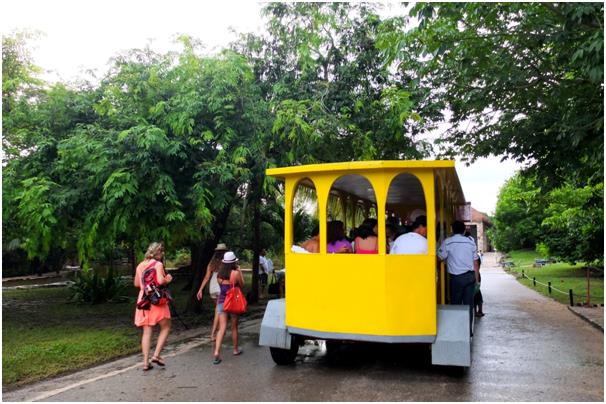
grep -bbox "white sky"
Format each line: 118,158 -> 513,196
3,0 -> 521,215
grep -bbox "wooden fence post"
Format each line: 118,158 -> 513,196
569,289 -> 574,306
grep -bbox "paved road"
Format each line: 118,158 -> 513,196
5,253 -> 603,401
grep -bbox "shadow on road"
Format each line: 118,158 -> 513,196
299,341 -> 467,378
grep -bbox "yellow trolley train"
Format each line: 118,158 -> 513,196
259,160 -> 473,367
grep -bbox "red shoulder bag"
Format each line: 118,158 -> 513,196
223,273 -> 247,315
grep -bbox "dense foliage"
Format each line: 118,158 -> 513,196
3,3 -> 603,300
493,173 -> 603,265
491,174 -> 545,252
378,2 -> 604,188
2,36 -> 273,296
378,2 -> 603,265
69,268 -> 129,304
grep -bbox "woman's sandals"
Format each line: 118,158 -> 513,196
151,357 -> 166,366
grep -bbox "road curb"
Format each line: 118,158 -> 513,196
567,306 -> 604,332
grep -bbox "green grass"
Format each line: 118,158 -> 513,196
505,250 -> 604,305
3,326 -> 138,386
2,276 -> 226,389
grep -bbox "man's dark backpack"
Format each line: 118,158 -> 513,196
136,260 -> 173,310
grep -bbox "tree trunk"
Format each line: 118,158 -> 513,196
250,200 -> 261,304
185,242 -> 205,314
186,203 -> 233,313
109,247 -> 114,274
129,244 -> 136,277
31,257 -> 42,276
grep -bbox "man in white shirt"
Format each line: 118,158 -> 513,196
437,221 -> 480,333
259,249 -> 270,298
390,215 -> 428,254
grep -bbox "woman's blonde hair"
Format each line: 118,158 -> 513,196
145,242 -> 164,259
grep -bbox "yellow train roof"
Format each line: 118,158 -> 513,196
266,160 -> 455,176
266,160 -> 466,206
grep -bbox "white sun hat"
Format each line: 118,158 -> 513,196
222,251 -> 239,264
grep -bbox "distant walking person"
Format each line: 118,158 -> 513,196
474,252 -> 485,317
196,243 -> 229,341
438,221 -> 480,328
259,248 -> 273,298
134,242 -> 173,371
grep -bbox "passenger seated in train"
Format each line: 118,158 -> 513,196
389,215 -> 428,254
386,222 -> 398,253
353,218 -> 378,254
327,220 -> 352,253
300,225 -> 319,253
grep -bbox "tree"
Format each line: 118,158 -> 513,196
230,3 -> 433,301
76,42 -> 273,309
491,173 -> 545,252
240,3 -> 431,164
492,171 -> 603,266
2,31 -> 45,160
541,182 -> 603,265
379,3 -> 604,265
3,38 -> 272,302
377,3 -> 603,188
3,33 -> 99,272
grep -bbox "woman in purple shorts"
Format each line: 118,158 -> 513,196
212,251 -> 244,364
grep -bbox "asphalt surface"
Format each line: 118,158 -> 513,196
4,253 -> 604,401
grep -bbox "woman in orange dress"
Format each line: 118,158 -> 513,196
134,242 -> 172,371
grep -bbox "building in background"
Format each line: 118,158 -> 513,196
465,207 -> 493,252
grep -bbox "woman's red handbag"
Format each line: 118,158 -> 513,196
223,282 -> 247,315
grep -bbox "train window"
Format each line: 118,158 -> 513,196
292,177 -> 319,253
328,174 -> 377,253
386,173 -> 427,254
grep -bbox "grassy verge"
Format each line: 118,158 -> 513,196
504,250 -> 604,305
2,273 -> 259,389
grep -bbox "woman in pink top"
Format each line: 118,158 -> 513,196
134,242 -> 172,371
354,218 -> 378,254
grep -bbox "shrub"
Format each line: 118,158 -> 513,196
535,242 -> 550,258
166,248 -> 190,268
69,268 -> 129,304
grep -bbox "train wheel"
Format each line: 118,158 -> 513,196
270,336 -> 299,365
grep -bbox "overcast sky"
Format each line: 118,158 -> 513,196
3,1 -> 521,215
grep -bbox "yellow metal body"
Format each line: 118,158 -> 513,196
266,160 -> 465,340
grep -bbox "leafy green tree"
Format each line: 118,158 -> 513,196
378,3 -> 604,187
2,31 -> 45,160
492,172 -> 603,266
77,42 -> 272,308
491,173 -> 545,252
232,3 -> 433,300
3,38 -> 273,304
541,183 -> 603,265
3,33 -> 99,273
237,3 -> 431,165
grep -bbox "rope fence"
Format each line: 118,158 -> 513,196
519,269 -> 602,307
